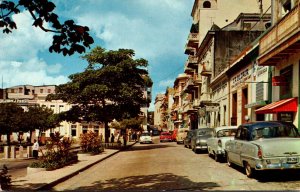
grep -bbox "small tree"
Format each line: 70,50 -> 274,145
79,131 -> 102,154
0,103 -> 24,145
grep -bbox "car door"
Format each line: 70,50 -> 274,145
235,126 -> 249,166
207,129 -> 216,154
227,126 -> 242,164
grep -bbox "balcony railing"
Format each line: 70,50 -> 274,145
260,5 -> 300,56
193,74 -> 202,84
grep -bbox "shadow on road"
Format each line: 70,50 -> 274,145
228,163 -> 300,182
58,173 -> 220,191
122,144 -> 175,152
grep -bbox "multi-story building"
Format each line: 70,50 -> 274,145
171,74 -> 190,130
181,0 -> 272,129
154,94 -> 165,129
256,0 -> 300,127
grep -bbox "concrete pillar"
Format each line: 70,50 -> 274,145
19,146 -> 24,158
4,146 -> 10,159
27,146 -> 33,158
10,146 -> 16,159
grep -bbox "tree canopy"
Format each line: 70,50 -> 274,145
47,46 -> 152,142
0,0 -> 94,56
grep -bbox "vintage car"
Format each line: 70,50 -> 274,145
159,132 -> 172,142
225,121 -> 300,178
207,126 -> 238,162
139,132 -> 153,144
190,128 -> 213,153
176,128 -> 189,144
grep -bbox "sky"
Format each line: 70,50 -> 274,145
0,0 -> 194,110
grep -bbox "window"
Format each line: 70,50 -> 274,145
50,105 -> 55,108
40,89 -> 44,93
280,65 -> 293,99
48,89 -> 51,93
82,125 -> 88,134
19,88 -> 23,93
71,129 -> 77,137
11,89 -> 14,93
71,125 -> 77,129
203,1 -> 211,8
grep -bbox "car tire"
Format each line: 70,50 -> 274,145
227,153 -> 232,167
214,153 -> 219,162
244,162 -> 255,178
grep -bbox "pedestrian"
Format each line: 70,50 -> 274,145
110,133 -> 115,143
32,139 -> 39,159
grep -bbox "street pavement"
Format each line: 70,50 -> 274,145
1,141 -> 137,191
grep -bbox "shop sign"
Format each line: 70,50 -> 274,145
206,106 -> 219,112
272,76 -> 287,86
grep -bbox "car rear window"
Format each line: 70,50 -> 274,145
217,129 -> 236,137
162,132 -> 171,135
197,130 -> 212,136
252,125 -> 299,140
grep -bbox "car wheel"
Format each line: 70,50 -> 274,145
214,153 -> 219,162
244,162 -> 255,178
227,153 -> 232,167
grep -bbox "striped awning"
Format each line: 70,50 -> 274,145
255,97 -> 298,114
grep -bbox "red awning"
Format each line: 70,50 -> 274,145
255,97 -> 298,114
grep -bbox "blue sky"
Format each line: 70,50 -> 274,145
0,0 -> 194,110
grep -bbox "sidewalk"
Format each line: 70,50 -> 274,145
10,141 -> 136,191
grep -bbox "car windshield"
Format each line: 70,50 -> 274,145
197,129 -> 212,136
252,125 -> 299,140
141,133 -> 150,137
217,129 -> 236,137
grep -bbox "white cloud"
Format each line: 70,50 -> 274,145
158,79 -> 174,87
0,11 -> 69,87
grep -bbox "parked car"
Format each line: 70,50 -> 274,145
183,130 -> 196,148
171,129 -> 178,142
190,128 -> 213,153
176,128 -> 189,144
225,121 -> 300,178
207,126 -> 238,162
160,132 -> 172,142
139,132 -> 153,144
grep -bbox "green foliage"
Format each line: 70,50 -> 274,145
0,0 -> 94,56
0,165 -> 11,190
29,132 -> 77,170
46,46 -> 153,142
0,103 -> 24,145
79,131 -> 102,154
118,118 -> 143,131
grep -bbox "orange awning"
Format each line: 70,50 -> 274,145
255,97 -> 298,114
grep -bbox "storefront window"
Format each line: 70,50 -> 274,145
280,65 -> 293,100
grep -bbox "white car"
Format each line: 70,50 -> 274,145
139,132 -> 153,144
207,126 -> 238,162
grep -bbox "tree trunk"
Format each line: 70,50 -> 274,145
29,130 -> 33,144
104,121 -> 110,143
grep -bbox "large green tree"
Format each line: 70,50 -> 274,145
47,46 -> 152,142
0,0 -> 94,55
0,103 -> 24,145
20,105 -> 61,142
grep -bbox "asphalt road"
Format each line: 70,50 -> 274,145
52,137 -> 300,191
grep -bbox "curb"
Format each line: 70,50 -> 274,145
37,141 -> 137,190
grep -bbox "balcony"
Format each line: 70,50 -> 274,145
181,78 -> 195,93
187,33 -> 199,48
183,102 -> 197,114
193,99 -> 201,109
258,5 -> 300,66
186,55 -> 198,69
184,45 -> 196,55
184,62 -> 194,74
200,63 -> 212,76
193,74 -> 202,85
